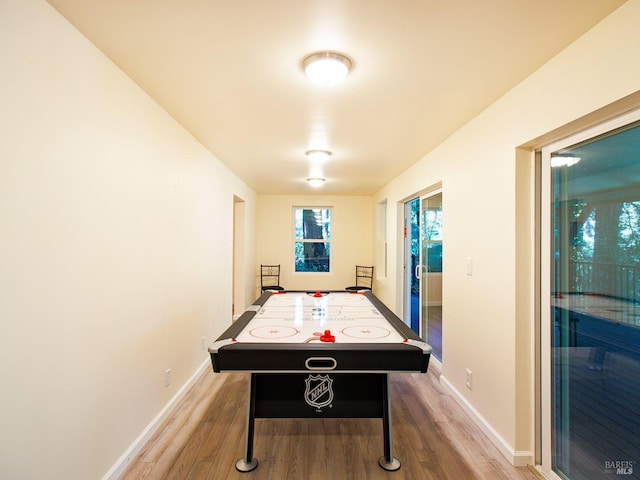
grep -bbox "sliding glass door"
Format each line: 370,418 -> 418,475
541,112 -> 640,480
404,198 -> 420,335
404,191 -> 443,362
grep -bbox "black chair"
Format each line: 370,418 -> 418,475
345,265 -> 374,292
260,265 -> 284,292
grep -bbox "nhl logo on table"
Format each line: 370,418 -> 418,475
304,374 -> 334,410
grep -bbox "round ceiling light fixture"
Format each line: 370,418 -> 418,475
306,177 -> 326,188
305,149 -> 332,163
302,51 -> 352,86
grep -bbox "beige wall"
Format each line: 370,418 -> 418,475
374,0 -> 640,465
0,1 -> 256,479
255,195 -> 373,296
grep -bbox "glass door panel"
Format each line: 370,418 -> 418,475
406,198 -> 420,334
544,119 -> 640,480
421,192 -> 443,361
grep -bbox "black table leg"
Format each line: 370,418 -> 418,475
378,373 -> 401,471
236,374 -> 258,472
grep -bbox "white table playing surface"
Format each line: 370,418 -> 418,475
235,291 -> 406,344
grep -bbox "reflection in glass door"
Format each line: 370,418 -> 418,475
420,192 -> 443,361
541,115 -> 640,480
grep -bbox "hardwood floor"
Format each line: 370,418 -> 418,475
120,368 -> 540,480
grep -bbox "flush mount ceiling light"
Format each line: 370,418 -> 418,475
305,150 -> 332,163
302,51 -> 352,86
306,177 -> 326,188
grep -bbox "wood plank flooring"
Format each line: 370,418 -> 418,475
120,368 -> 540,480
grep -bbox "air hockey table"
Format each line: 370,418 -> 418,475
208,290 -> 432,472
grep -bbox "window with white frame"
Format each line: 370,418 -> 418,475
293,207 -> 331,273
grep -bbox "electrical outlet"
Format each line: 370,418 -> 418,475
165,368 -> 171,387
201,336 -> 206,350
465,368 -> 472,390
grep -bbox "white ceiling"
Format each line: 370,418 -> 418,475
46,0 -> 625,195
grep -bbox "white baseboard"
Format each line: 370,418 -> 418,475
439,374 -> 533,467
101,357 -> 211,480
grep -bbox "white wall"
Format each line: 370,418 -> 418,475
256,195 -> 373,295
374,0 -> 640,465
0,1 -> 256,479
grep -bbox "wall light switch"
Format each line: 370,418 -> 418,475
465,257 -> 473,276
